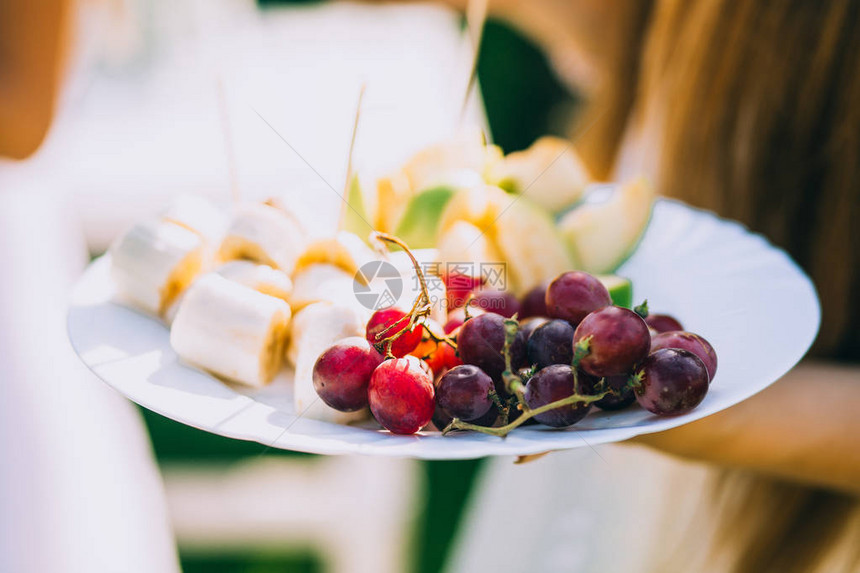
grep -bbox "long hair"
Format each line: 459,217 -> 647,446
576,1 -> 860,571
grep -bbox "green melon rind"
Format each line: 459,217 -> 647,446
597,275 -> 633,308
340,174 -> 375,243
392,186 -> 456,249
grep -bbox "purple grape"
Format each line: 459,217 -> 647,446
645,314 -> 684,333
313,337 -> 383,412
594,374 -> 635,410
519,317 -> 549,341
458,313 -> 526,386
527,319 -> 575,369
524,365 -> 592,427
545,271 -> 611,326
519,283 -> 549,318
473,289 -> 520,318
431,405 -> 453,431
650,331 -> 717,381
436,365 -> 494,421
634,348 -> 709,416
574,306 -> 651,377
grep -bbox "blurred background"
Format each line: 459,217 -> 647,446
0,1 -> 577,572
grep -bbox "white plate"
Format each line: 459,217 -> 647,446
67,200 -> 819,459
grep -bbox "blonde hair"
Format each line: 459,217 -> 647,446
577,1 -> 860,571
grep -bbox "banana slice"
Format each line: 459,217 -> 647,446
170,274 -> 291,387
162,194 -> 228,246
294,231 -> 378,282
287,302 -> 369,423
110,219 -> 205,317
487,136 -> 591,213
290,263 -> 363,313
214,260 -> 293,302
218,203 -> 307,274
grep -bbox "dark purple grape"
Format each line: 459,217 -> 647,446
634,348 -> 709,416
431,405 -> 453,431
645,314 -> 684,333
574,306 -> 651,377
436,365 -> 494,421
470,405 -> 499,427
457,313 -> 526,385
527,319 -> 575,369
313,337 -> 383,412
473,288 -> 520,318
650,331 -> 717,381
519,283 -> 549,318
519,317 -> 549,341
545,271 -> 611,326
594,374 -> 636,410
524,365 -> 592,427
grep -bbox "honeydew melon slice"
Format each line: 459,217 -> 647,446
558,177 -> 655,275
438,185 -> 578,293
597,275 -> 633,308
393,186 -> 455,249
487,136 -> 592,214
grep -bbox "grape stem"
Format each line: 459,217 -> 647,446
442,389 -> 611,438
501,316 -> 528,408
371,232 -> 458,355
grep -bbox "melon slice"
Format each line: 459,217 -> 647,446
559,177 -> 655,274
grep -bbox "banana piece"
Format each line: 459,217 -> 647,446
294,231 -> 378,282
214,260 -> 292,302
290,263 -> 364,313
170,274 -> 291,387
487,136 -> 592,213
287,302 -> 369,423
162,194 -> 228,246
110,219 -> 205,317
218,203 -> 307,274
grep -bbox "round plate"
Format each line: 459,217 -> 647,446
67,200 -> 819,459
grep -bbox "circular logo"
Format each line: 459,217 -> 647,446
353,261 -> 403,310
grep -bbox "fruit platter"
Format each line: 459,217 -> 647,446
67,132 -> 820,459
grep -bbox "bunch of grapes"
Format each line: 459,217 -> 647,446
312,239 -> 718,436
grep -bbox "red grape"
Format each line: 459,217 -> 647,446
368,356 -> 435,434
473,288 -> 520,318
634,348 -> 709,416
519,283 -> 549,319
457,312 -> 526,385
436,365 -> 494,421
574,306 -> 651,377
313,337 -> 383,412
443,272 -> 484,309
524,365 -> 592,427
527,319 -> 574,369
645,313 -> 684,333
366,308 -> 422,357
650,331 -> 718,381
546,271 -> 611,326
443,306 -> 485,333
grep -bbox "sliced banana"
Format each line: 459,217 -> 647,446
214,260 -> 293,302
287,302 -> 369,423
162,194 -> 228,246
290,263 -> 362,313
170,274 -> 291,388
218,203 -> 306,274
294,231 -> 378,282
487,136 -> 591,213
110,219 -> 205,317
